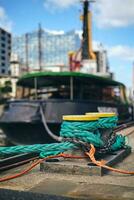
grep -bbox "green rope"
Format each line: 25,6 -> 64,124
60,121 -> 103,147
0,142 -> 76,158
98,116 -> 118,129
0,121 -> 104,158
61,121 -> 98,132
111,135 -> 126,151
97,116 -> 126,151
0,116 -> 127,158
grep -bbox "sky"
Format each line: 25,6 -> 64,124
0,0 -> 134,88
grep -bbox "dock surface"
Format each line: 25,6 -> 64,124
0,126 -> 134,200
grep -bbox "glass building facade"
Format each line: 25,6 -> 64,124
0,28 -> 11,75
12,29 -> 81,71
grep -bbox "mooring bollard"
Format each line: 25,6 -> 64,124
60,115 -> 100,156
85,112 -> 117,145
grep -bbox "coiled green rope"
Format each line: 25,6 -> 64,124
98,116 -> 126,151
0,116 -> 126,158
60,121 -> 103,147
98,116 -> 118,129
111,135 -> 126,151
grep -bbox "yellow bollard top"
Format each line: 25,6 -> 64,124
63,115 -> 99,121
85,112 -> 116,118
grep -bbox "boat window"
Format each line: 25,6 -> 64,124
16,86 -> 24,99
16,85 -> 70,100
102,86 -> 123,102
16,87 -> 31,99
16,79 -> 125,103
81,83 -> 102,100
37,86 -> 70,99
74,81 -> 124,103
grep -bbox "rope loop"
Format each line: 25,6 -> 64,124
0,115 -> 126,159
61,121 -> 98,132
98,116 -> 118,129
60,121 -> 104,147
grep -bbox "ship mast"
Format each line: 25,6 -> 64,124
81,0 -> 96,60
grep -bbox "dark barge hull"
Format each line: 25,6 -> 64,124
0,122 -> 60,145
0,99 -> 133,145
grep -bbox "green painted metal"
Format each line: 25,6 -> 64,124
17,71 -> 125,87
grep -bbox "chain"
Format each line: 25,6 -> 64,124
63,131 -> 117,155
62,137 -> 91,152
97,133 -> 117,154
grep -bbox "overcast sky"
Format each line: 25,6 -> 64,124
0,0 -> 134,88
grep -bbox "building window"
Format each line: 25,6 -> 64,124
1,50 -> 5,54
1,29 -> 6,35
1,63 -> 5,67
1,69 -> 5,74
1,43 -> 5,48
8,34 -> 11,38
1,37 -> 6,41
1,56 -> 5,60
8,70 -> 11,75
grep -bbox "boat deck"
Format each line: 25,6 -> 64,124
0,126 -> 134,200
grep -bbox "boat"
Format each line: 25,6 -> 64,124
0,0 -> 133,144
0,71 -> 133,144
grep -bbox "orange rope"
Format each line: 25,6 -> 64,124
1,145 -> 134,183
60,153 -> 87,159
0,159 -> 42,182
86,144 -> 134,175
0,153 -> 87,182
